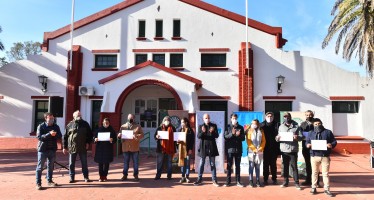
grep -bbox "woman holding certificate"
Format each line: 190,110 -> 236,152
93,118 -> 117,182
154,116 -> 176,180
246,119 -> 266,187
177,117 -> 195,183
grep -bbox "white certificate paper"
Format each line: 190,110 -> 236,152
311,140 -> 327,150
173,132 -> 186,142
121,130 -> 134,139
157,131 -> 169,140
278,132 -> 294,142
98,132 -> 110,141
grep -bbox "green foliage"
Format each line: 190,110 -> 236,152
6,41 -> 41,62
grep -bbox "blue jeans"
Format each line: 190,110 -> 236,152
156,152 -> 172,178
35,150 -> 56,184
248,160 -> 260,181
69,151 -> 89,179
197,156 -> 217,181
123,151 -> 139,176
181,155 -> 191,178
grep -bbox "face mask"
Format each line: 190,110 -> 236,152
128,119 -> 134,123
103,125 -> 109,128
306,117 -> 313,122
204,119 -> 209,124
164,121 -> 170,126
314,125 -> 323,133
284,117 -> 291,124
251,124 -> 258,129
266,117 -> 273,123
231,119 -> 237,125
75,116 -> 81,121
181,123 -> 186,128
46,119 -> 53,125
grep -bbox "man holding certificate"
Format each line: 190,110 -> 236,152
93,118 -> 117,182
276,112 -> 302,190
306,118 -> 337,197
154,116 -> 176,180
118,114 -> 144,181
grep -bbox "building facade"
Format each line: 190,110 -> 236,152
1,0 -> 373,147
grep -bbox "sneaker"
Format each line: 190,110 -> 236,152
84,178 -> 92,183
179,177 -> 186,183
193,179 -> 202,186
272,180 -> 278,185
223,181 -> 230,187
249,180 -> 254,188
324,190 -> 333,197
103,176 -> 108,182
310,188 -> 317,194
133,175 -> 139,181
256,181 -> 262,187
185,177 -> 190,183
212,180 -> 219,187
47,181 -> 58,187
280,182 -> 288,188
36,184 -> 42,190
121,175 -> 128,181
236,182 -> 244,188
301,181 -> 311,186
295,184 -> 301,190
69,179 -> 75,183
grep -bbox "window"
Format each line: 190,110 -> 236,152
138,20 -> 146,38
201,54 -> 226,67
265,101 -> 292,124
170,54 -> 183,67
33,100 -> 49,132
332,101 -> 359,113
153,54 -> 165,66
91,100 -> 103,131
95,55 -> 117,68
155,20 -> 163,37
135,99 -> 157,128
135,54 -> 147,65
200,101 -> 228,126
173,19 -> 181,37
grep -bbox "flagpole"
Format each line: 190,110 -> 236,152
245,0 -> 249,111
69,0 -> 75,70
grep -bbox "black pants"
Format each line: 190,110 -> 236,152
98,163 -> 110,177
302,145 -> 312,182
263,151 -> 278,181
282,152 -> 299,184
226,153 -> 242,183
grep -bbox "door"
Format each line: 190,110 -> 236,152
200,101 -> 228,126
265,101 -> 292,125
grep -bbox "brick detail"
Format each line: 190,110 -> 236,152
238,42 -> 253,111
199,48 -> 230,52
132,49 -> 186,53
92,49 -> 120,53
99,112 -> 121,134
329,96 -> 365,101
88,96 -> 104,99
263,96 -> 296,100
65,45 -> 83,125
198,96 -> 231,100
188,113 -> 196,133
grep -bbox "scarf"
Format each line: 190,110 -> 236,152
161,125 -> 175,155
178,127 -> 188,167
251,128 -> 262,149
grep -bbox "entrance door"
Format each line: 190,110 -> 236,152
200,101 -> 228,126
265,101 -> 292,124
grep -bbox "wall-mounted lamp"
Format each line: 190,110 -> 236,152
276,75 -> 285,93
38,75 -> 48,93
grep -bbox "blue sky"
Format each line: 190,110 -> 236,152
0,0 -> 366,75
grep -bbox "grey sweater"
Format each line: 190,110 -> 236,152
276,120 -> 302,153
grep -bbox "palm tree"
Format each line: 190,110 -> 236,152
322,0 -> 374,78
0,26 -> 4,51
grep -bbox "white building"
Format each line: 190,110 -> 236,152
0,0 -> 372,151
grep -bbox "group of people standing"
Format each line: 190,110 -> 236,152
35,110 -> 337,197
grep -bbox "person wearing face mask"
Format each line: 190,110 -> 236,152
299,110 -> 319,186
63,110 -> 93,183
93,118 -> 117,182
223,113 -> 245,187
275,112 -> 303,190
194,113 -> 220,187
154,116 -> 176,180
35,112 -> 62,190
246,119 -> 266,187
177,117 -> 195,183
118,114 -> 144,181
260,112 -> 280,185
306,118 -> 337,197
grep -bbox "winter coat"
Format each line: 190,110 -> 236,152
94,125 -> 117,163
63,119 -> 93,154
300,120 -> 314,150
260,120 -> 280,155
177,127 -> 195,151
197,122 -> 219,157
276,120 -> 302,153
306,128 -> 337,157
36,122 -> 62,152
154,125 -> 177,154
119,122 -> 144,152
224,123 -> 245,154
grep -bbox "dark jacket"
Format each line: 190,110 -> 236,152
36,122 -> 62,152
177,127 -> 195,151
154,125 -> 177,153
94,125 -> 117,163
197,122 -> 219,157
63,119 -> 93,154
300,120 -> 314,150
260,120 -> 280,155
224,123 -> 245,154
306,128 -> 337,157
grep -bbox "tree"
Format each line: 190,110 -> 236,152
6,41 -> 41,62
322,0 -> 374,78
0,57 -> 8,67
0,26 -> 4,51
